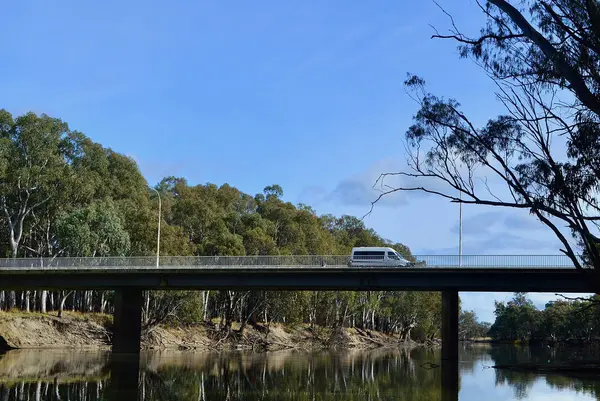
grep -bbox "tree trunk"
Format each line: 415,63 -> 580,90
143,290 -> 150,323
58,291 -> 74,318
86,291 -> 93,312
100,291 -> 106,314
24,291 -> 30,312
225,291 -> 235,330
8,291 -> 15,310
102,293 -> 109,314
54,377 -> 61,400
10,239 -> 18,261
40,290 -> 47,313
202,291 -> 210,321
72,291 -> 78,312
35,380 -> 42,401
0,384 -> 9,401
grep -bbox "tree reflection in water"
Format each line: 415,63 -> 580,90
488,344 -> 600,400
0,379 -> 107,401
0,345 -> 599,400
0,348 -> 444,401
0,349 -> 110,401
139,348 -> 443,401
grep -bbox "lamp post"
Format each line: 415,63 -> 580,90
143,187 -> 161,324
459,191 -> 462,267
151,188 -> 161,267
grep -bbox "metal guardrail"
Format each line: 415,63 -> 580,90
0,255 -> 584,270
416,255 -> 585,268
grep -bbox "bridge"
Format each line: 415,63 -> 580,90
0,255 -> 593,292
0,254 -> 594,401
0,255 -> 594,355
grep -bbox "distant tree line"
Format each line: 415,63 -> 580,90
0,109 -> 445,341
459,310 -> 491,340
489,293 -> 600,343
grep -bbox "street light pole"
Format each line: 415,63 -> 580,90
459,191 -> 462,267
151,188 -> 161,267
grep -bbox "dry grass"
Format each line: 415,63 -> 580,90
0,310 -> 112,326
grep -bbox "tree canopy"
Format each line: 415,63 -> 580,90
0,109 -> 447,341
489,292 -> 600,342
375,0 -> 600,283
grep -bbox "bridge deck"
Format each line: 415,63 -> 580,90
0,267 -> 594,292
0,255 -> 593,292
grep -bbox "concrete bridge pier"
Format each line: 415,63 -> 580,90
112,288 -> 143,354
441,290 -> 459,401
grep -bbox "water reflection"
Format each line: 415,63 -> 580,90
0,345 -> 597,400
0,349 -> 110,401
140,348 -> 444,401
488,344 -> 600,400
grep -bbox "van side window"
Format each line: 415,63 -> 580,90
387,252 -> 399,260
354,251 -> 385,260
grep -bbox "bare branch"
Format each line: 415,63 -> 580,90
432,33 -> 525,45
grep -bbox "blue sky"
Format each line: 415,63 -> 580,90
0,0 -> 590,322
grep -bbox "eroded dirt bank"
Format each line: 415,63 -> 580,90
0,312 -> 412,352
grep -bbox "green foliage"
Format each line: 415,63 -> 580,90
490,293 -> 541,341
489,293 -> 600,343
0,110 -> 74,257
55,200 -> 130,257
0,109 -> 448,342
146,291 -> 203,327
459,310 -> 490,340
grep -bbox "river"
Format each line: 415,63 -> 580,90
0,344 -> 598,400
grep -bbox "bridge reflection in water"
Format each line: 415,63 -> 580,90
0,348 -> 461,401
2,346 -> 600,401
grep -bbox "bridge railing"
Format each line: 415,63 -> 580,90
0,255 -> 585,270
413,255 -> 585,268
0,255 -> 351,269
159,255 -> 351,267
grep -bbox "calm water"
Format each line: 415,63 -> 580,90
0,345 -> 599,400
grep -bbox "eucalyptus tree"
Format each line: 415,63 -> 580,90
375,0 -> 600,285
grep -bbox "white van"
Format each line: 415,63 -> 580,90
348,247 -> 413,267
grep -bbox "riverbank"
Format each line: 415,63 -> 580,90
0,311 -> 412,351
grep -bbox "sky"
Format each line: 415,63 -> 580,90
0,0 -> 591,322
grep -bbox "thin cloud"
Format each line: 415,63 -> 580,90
297,185 -> 328,206
450,210 -> 547,238
504,214 -> 543,231
467,232 -> 561,254
323,157 -> 453,208
327,178 -> 407,207
449,211 -> 504,237
416,233 -> 561,255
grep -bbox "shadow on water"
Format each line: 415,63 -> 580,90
0,344 -> 597,400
